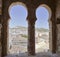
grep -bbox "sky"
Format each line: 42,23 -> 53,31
9,5 -> 49,29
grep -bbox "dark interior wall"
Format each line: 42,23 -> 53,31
56,0 -> 60,18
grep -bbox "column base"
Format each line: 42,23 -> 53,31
28,53 -> 36,56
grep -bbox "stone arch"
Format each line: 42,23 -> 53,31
8,2 -> 28,19
36,4 -> 52,52
1,0 -> 57,57
7,2 -> 28,54
8,2 -> 28,27
36,4 -> 52,20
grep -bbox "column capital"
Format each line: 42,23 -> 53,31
27,15 -> 37,26
56,18 -> 60,24
27,7 -> 37,22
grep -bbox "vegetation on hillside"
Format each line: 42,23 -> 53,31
36,28 -> 49,32
10,26 -> 49,32
20,34 -> 28,38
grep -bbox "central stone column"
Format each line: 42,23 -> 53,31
28,20 -> 35,55
27,8 -> 36,55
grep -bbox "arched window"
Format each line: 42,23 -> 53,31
8,2 -> 28,55
35,4 -> 52,53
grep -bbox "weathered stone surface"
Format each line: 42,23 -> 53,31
57,24 -> 60,53
49,20 -> 52,52
0,24 -> 2,57
56,0 -> 60,18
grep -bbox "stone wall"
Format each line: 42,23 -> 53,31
49,20 -> 52,52
57,24 -> 60,53
56,0 -> 60,53
56,0 -> 60,18
0,24 -> 2,57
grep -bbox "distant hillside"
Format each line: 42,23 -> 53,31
9,26 -> 27,30
9,26 -> 49,32
36,28 -> 49,32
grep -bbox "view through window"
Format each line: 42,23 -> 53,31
8,4 -> 28,55
8,4 -> 51,55
35,6 -> 50,53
